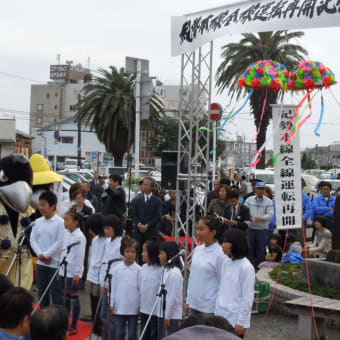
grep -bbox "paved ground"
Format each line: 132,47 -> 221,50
32,285 -> 340,339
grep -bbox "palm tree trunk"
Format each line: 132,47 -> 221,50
110,135 -> 128,166
250,90 -> 278,169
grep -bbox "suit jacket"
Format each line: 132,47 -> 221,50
103,186 -> 126,220
90,180 -> 104,201
223,203 -> 251,232
132,194 -> 162,237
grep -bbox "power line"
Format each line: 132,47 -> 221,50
0,71 -> 45,83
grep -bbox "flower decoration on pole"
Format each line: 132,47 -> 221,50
239,60 -> 290,91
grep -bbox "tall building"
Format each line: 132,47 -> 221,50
29,63 -> 92,134
139,83 -> 208,166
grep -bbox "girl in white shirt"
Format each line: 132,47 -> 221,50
100,215 -> 123,340
215,229 -> 255,338
185,215 -> 224,316
140,237 -> 163,340
85,214 -> 106,337
158,241 -> 183,337
110,237 -> 141,340
58,209 -> 86,336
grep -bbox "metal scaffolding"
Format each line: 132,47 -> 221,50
175,41 -> 213,286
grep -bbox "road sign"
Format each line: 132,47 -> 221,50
54,130 -> 60,139
92,152 -> 97,160
209,103 -> 222,121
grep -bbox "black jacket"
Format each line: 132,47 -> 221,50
103,186 -> 126,219
132,194 -> 162,237
223,204 -> 251,232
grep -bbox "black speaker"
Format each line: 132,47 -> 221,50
161,151 -> 188,190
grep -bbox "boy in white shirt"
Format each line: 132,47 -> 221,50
58,209 -> 86,335
30,191 -> 65,308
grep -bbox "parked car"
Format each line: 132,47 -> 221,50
301,174 -> 319,197
58,170 -> 89,183
64,159 -> 78,170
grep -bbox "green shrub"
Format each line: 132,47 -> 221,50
269,264 -> 340,300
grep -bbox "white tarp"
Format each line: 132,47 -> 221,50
171,0 -> 340,56
273,104 -> 302,230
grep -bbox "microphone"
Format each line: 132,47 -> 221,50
167,249 -> 185,265
62,240 -> 81,252
24,221 -> 35,231
103,257 -> 123,265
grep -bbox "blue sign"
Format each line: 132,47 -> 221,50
92,152 -> 97,160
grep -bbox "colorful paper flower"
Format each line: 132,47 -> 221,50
288,61 -> 337,90
239,60 -> 289,91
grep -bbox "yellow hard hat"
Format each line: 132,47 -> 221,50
29,154 -> 62,185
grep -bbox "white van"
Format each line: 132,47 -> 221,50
248,169 -> 275,193
64,159 -> 78,170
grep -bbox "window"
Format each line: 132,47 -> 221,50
37,117 -> 43,125
55,92 -> 58,97
54,105 -> 58,110
46,93 -> 50,99
37,104 -> 44,112
70,105 -> 75,111
61,136 -> 74,144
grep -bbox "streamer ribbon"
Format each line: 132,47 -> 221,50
285,91 -> 317,145
314,95 -> 324,137
283,88 -> 314,142
210,88 -> 254,154
249,103 -> 283,168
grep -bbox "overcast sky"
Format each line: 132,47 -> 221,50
1,0 -> 340,149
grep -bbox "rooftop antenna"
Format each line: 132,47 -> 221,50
57,54 -> 61,65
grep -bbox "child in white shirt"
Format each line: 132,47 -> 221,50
215,229 -> 255,338
110,238 -> 141,340
185,216 -> 224,316
140,237 -> 163,340
59,209 -> 86,335
158,241 -> 183,337
100,215 -> 123,340
85,214 -> 106,337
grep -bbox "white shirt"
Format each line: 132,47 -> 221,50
87,236 -> 107,284
186,242 -> 224,313
156,267 -> 183,320
215,257 -> 255,328
100,236 -> 122,286
144,193 -> 152,203
30,214 -> 65,268
110,262 -> 141,315
59,228 -> 86,278
140,264 -> 163,315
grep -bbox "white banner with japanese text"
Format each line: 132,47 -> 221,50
273,104 -> 302,230
171,0 -> 340,56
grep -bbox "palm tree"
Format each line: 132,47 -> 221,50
216,31 -> 308,168
76,66 -> 164,166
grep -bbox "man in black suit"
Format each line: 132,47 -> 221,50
223,190 -> 251,232
90,172 -> 104,210
132,177 -> 162,254
100,174 -> 126,220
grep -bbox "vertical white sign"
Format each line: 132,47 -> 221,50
272,104 -> 302,230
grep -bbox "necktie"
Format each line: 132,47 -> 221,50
146,196 -> 149,203
232,207 -> 236,220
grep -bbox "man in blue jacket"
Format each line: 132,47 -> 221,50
312,181 -> 336,232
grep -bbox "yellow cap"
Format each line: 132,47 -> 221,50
29,154 -> 62,185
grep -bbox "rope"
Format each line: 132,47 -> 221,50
302,220 -> 321,340
246,230 -> 289,337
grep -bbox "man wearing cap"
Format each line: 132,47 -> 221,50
244,182 -> 274,270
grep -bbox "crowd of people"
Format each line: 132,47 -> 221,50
0,170 -> 337,340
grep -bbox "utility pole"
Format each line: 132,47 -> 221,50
77,94 -> 82,168
135,60 -> 141,178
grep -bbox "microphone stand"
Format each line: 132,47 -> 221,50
6,233 -> 25,286
33,244 -> 76,314
139,265 -> 173,340
104,261 -> 113,340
